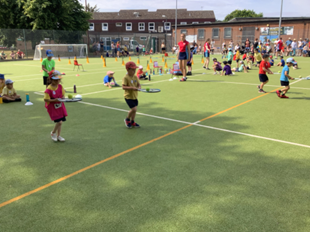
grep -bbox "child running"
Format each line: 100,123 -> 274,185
44,71 -> 67,142
276,58 -> 295,99
123,62 -> 141,128
178,33 -> 191,82
258,54 -> 273,93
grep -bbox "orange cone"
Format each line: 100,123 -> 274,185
68,58 -> 71,65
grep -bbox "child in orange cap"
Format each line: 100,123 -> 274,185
104,71 -> 119,88
122,62 -> 141,128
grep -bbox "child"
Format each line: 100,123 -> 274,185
10,51 -> 16,59
227,48 -> 233,65
258,54 -> 273,93
232,61 -> 248,73
222,44 -> 228,59
276,58 -> 295,98
269,55 -> 274,66
242,53 -> 247,61
221,61 -> 232,76
277,56 -> 285,67
186,48 -> 194,76
178,33 -> 191,82
44,71 -> 67,142
254,49 -> 262,67
136,66 -> 148,80
292,59 -> 298,69
213,58 -> 222,75
246,53 -> 253,69
104,71 -> 119,88
1,79 -> 21,103
0,74 -> 5,94
123,62 -> 141,128
235,48 -> 241,68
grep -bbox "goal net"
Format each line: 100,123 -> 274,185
33,44 -> 88,60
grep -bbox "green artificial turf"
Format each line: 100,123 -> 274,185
1,54 -> 310,232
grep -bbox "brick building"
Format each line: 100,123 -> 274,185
172,17 -> 310,51
88,9 -> 215,52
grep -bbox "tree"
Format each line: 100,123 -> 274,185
86,3 -> 99,13
223,10 -> 263,22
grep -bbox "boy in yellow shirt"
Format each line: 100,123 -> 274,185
235,48 -> 240,68
254,49 -> 262,67
2,79 -> 21,103
122,62 -> 141,128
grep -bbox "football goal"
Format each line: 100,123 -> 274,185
33,44 -> 88,60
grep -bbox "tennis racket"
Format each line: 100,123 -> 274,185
294,77 -> 310,80
57,98 -> 82,102
138,88 -> 161,93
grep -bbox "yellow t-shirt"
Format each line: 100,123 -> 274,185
2,87 -> 16,96
255,53 -> 262,62
44,85 -> 65,105
236,50 -> 240,59
122,74 -> 139,100
0,83 -> 5,94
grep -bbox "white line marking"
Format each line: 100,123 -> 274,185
193,121 -> 201,124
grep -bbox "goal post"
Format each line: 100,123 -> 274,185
33,44 -> 88,60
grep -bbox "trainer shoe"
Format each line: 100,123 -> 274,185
57,136 -> 65,142
179,78 -> 187,82
132,122 -> 140,128
258,89 -> 266,93
276,90 -> 281,97
206,68 -> 210,70
213,72 -> 217,75
281,95 -> 289,98
51,132 -> 57,142
257,85 -> 260,89
124,119 -> 132,128
202,66 -> 206,69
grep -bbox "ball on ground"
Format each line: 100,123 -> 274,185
299,76 -> 302,78
278,71 -> 281,73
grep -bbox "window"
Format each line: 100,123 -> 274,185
158,26 -> 163,33
126,22 -> 132,31
192,22 -> 199,24
123,37 -> 130,41
180,22 -> 187,25
140,36 -> 147,40
181,29 -> 187,34
224,28 -> 232,38
89,23 -> 94,31
116,22 -> 122,27
164,22 -> 171,31
198,29 -> 205,39
212,28 -> 219,39
148,22 -> 155,31
204,21 -> 211,24
138,22 -> 145,31
102,23 -> 108,31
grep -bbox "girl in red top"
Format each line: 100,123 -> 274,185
116,41 -> 120,58
178,33 -> 191,82
203,38 -> 211,70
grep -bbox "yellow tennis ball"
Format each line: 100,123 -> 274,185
146,88 -> 150,92
299,76 -> 302,78
68,94 -> 73,99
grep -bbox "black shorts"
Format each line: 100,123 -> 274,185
281,81 -> 289,87
228,60 -> 232,65
54,117 -> 66,123
43,76 -> 50,86
236,59 -> 240,63
259,74 -> 269,82
187,63 -> 192,67
216,68 -> 222,71
257,61 -> 261,65
125,99 -> 138,109
162,48 -> 166,51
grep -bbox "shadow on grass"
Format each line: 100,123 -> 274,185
0,89 -> 310,232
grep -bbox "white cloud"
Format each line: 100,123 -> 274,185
82,0 -> 310,20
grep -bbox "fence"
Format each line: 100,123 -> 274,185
0,29 -> 174,60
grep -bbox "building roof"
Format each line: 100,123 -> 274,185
92,9 -> 215,20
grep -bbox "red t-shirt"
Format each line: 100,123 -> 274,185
136,69 -> 143,76
204,42 -> 210,52
17,51 -> 23,55
259,60 -> 269,74
178,40 -> 189,52
242,54 -> 247,60
278,40 -> 283,49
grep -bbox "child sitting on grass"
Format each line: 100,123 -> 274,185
0,74 -> 5,94
104,71 -> 119,88
232,61 -> 248,73
277,56 -> 285,67
213,58 -> 222,75
221,61 -> 232,76
292,59 -> 299,69
136,66 -> 148,80
269,55 -> 274,66
2,79 -> 21,103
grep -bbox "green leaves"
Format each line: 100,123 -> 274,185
223,10 -> 263,22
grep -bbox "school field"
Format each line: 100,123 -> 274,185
1,54 -> 310,232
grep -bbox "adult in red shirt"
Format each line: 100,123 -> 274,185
17,49 -> 24,59
277,38 -> 283,57
203,38 -> 211,70
178,33 -> 191,82
258,54 -> 273,93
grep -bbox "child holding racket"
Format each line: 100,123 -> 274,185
178,33 -> 191,82
44,70 -> 67,142
276,58 -> 295,99
123,62 -> 141,129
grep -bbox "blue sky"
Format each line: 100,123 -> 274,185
82,0 -> 309,20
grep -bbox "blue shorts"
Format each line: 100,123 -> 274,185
117,48 -> 120,52
178,52 -> 188,60
204,51 -> 209,58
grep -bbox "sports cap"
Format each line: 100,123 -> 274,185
46,49 -> 54,57
286,58 -> 294,63
0,74 -> 4,79
107,71 -> 115,75
138,66 -> 143,69
126,61 -> 138,70
49,70 -> 62,79
5,79 -> 14,84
